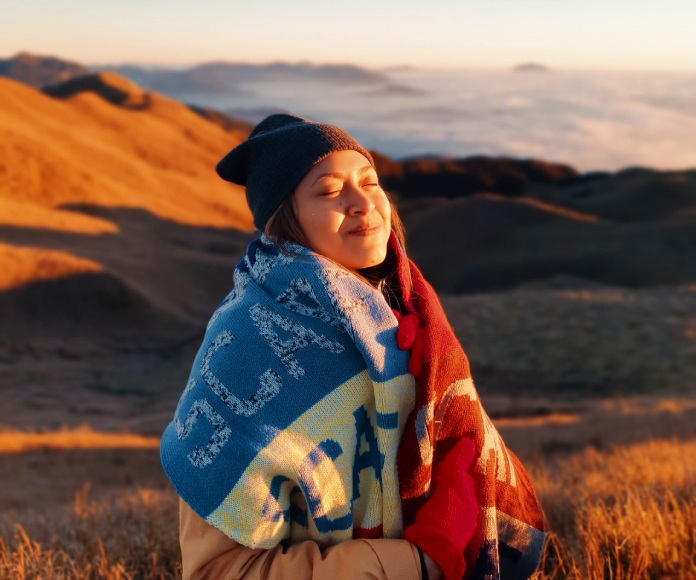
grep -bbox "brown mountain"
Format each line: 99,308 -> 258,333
0,74 -> 251,230
0,71 -> 255,327
369,150 -> 696,292
525,167 -> 696,222
0,52 -> 88,88
0,67 -> 252,323
42,71 -> 152,108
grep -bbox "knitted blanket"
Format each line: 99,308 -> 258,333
161,233 -> 545,578
161,235 -> 417,547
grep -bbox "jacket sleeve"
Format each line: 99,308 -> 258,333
179,499 -> 422,580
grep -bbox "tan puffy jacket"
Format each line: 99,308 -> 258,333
179,499 -> 422,579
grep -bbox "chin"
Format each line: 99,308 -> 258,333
353,251 -> 387,271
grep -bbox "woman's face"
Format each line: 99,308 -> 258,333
292,150 -> 391,272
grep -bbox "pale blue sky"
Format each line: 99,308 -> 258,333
2,0 -> 695,70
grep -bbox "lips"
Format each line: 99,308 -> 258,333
347,223 -> 381,235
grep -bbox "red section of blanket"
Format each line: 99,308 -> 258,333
391,233 -> 545,576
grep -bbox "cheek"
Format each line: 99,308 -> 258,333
378,196 -> 392,228
296,206 -> 343,251
306,209 -> 340,232
296,203 -> 325,230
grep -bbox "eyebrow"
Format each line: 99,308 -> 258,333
311,165 -> 374,186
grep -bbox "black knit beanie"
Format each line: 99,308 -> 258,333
216,113 -> 374,231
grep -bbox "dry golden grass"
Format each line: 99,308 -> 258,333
492,412 -> 579,428
1,424 -> 694,578
0,426 -> 160,454
532,438 -> 696,579
0,75 -> 255,314
0,486 -> 180,579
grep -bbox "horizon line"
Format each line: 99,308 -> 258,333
5,50 -> 696,75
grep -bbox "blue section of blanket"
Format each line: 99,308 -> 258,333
160,237 -> 409,519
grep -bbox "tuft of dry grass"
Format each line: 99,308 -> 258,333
0,485 -> 180,579
532,438 -> 696,579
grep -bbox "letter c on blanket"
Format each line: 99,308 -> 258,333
201,331 -> 282,417
175,396 -> 233,468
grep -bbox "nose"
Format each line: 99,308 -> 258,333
346,183 -> 375,216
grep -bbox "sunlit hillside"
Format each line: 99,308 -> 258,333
0,74 -> 258,435
0,74 -> 252,232
0,73 -> 254,311
0,425 -> 159,453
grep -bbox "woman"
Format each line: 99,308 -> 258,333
161,114 -> 546,579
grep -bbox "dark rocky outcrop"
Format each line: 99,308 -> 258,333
43,72 -> 151,108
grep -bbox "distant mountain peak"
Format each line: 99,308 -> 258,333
514,63 -> 550,72
0,52 -> 88,88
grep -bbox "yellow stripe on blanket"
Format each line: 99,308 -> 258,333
208,370 -> 416,549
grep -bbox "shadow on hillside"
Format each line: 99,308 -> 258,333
0,206 -> 255,429
401,195 -> 696,293
0,204 -> 255,337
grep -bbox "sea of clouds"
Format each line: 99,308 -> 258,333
194,69 -> 696,173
